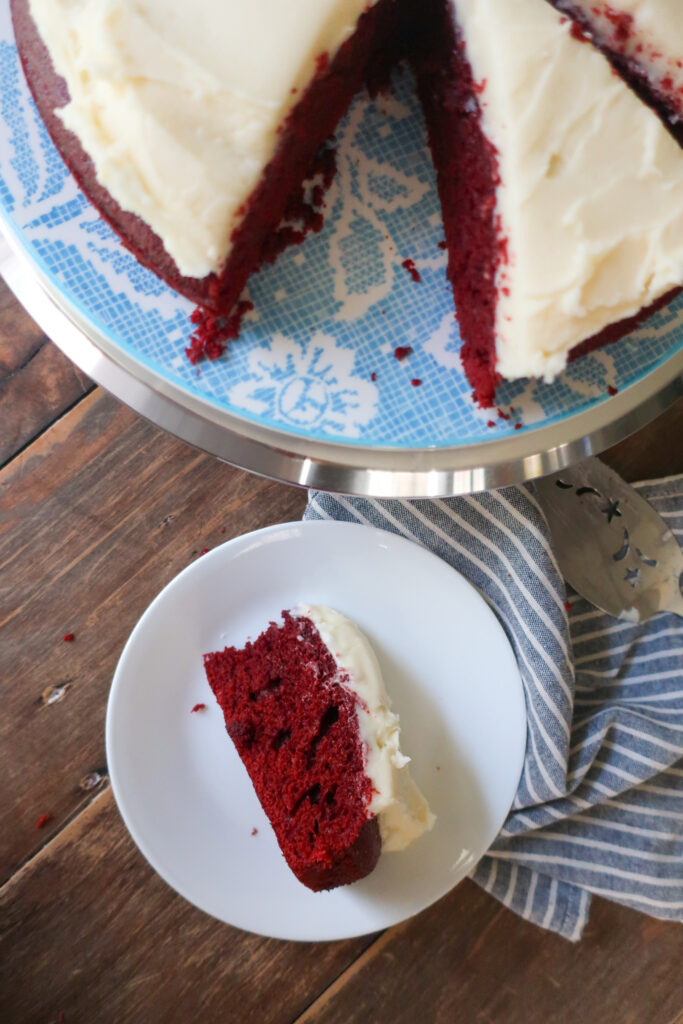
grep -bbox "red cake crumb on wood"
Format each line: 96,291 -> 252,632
203,612 -> 381,891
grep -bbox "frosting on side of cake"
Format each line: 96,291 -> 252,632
295,605 -> 435,853
559,0 -> 683,115
453,0 -> 683,382
27,0 -> 377,279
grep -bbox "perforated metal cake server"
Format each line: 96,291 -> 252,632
534,459 -> 683,622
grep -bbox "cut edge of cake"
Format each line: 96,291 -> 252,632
416,0 -> 683,405
12,0 -> 403,314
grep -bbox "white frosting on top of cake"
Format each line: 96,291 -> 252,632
28,0 -> 377,278
453,0 -> 683,381
566,0 -> 683,109
295,605 -> 435,853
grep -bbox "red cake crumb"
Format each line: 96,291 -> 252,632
570,20 -> 592,43
565,601 -> 573,612
62,633 -> 75,643
487,420 -> 496,428
411,378 -> 423,387
497,409 -> 510,421
220,527 -> 227,534
603,6 -> 634,44
251,827 -> 259,836
35,813 -> 52,829
401,258 -> 422,283
185,300 -> 254,365
191,703 -> 207,713
438,240 -> 447,250
394,345 -> 413,361
371,372 -> 378,382
199,548 -> 210,556
204,612 -> 381,891
514,422 -> 523,430
607,384 -> 619,396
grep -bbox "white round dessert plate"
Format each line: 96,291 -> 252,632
1,8 -> 682,496
106,520 -> 526,942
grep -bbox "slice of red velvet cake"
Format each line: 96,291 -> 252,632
417,0 -> 683,406
203,606 -> 434,892
12,0 -> 403,314
545,1 -> 683,147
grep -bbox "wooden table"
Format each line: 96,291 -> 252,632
1,277 -> 682,1024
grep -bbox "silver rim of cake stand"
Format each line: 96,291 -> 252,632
2,230 -> 682,498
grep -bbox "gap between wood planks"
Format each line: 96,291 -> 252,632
288,896 -> 507,1024
1,782 -> 110,893
0,381 -> 96,472
290,923 -> 411,1024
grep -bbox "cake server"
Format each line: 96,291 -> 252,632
534,458 -> 683,621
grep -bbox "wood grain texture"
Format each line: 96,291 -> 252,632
602,397 -> 683,481
0,279 -> 91,466
0,389 -> 306,882
0,789 -> 374,1024
297,879 -> 683,1024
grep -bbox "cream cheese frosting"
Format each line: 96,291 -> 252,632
453,0 -> 683,381
295,605 -> 435,852
27,0 -> 377,279
565,0 -> 683,114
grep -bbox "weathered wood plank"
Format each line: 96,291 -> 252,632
0,279 -> 91,465
0,389 -> 306,882
602,396 -> 683,481
0,789 -> 374,1024
297,880 -> 683,1024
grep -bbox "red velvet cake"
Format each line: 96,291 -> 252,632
416,0 -> 683,406
11,0 -> 404,314
13,0 -> 683,408
203,606 -> 434,891
545,1 -> 683,148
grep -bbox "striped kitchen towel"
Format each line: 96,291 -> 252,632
304,474 -> 683,941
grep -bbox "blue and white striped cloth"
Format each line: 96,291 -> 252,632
304,474 -> 683,941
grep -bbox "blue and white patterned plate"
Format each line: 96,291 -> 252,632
1,9 -> 682,454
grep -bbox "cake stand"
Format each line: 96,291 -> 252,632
1,16 -> 681,498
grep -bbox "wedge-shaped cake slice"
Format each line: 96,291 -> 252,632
546,0 -> 683,147
418,0 -> 683,405
203,606 -> 434,892
13,0 -> 399,311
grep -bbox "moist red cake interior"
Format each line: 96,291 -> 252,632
414,0 -> 681,405
415,0 -> 506,409
203,612 -> 381,892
